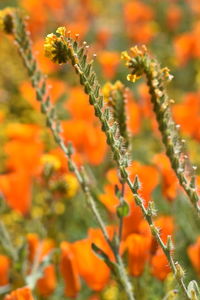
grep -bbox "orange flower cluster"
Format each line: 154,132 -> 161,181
173,92 -> 200,142
0,124 -> 43,214
174,22 -> 200,65
99,162 -> 174,280
27,234 -> 56,296
62,87 -> 107,165
60,227 -> 114,297
123,0 -> 156,44
188,237 -> 200,276
4,287 -> 35,300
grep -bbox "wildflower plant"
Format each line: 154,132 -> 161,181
0,3 -> 200,300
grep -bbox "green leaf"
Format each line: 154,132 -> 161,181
116,201 -> 129,218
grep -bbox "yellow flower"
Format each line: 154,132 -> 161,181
127,73 -> 141,82
64,174 -> 79,198
102,81 -> 124,105
0,8 -> 14,34
56,26 -> 66,36
121,51 -> 131,62
44,33 -> 68,64
41,154 -> 61,171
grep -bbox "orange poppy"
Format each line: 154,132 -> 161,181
66,87 -> 95,122
20,79 -> 67,111
151,248 -> 171,280
0,255 -> 10,286
125,233 -> 151,277
0,171 -> 32,215
166,4 -> 182,31
126,89 -> 141,135
4,286 -> 35,300
154,216 -> 174,244
153,153 -> 178,201
60,241 -> 81,298
173,92 -> 200,141
37,265 -> 57,296
5,123 -> 43,176
174,21 -> 200,65
72,227 -> 115,291
187,236 -> 200,275
98,51 -> 120,79
100,162 -> 158,214
27,234 -> 56,296
62,120 -> 107,165
123,1 -> 156,44
96,28 -> 111,48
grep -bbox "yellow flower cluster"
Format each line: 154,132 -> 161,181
41,154 -> 61,171
102,81 -> 124,106
64,174 -> 79,199
121,45 -> 148,82
0,8 -> 14,34
44,29 -> 68,64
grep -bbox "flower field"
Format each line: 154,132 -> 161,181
0,0 -> 199,299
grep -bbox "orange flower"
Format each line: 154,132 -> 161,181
27,234 -> 56,296
96,28 -> 111,48
72,227 -> 114,291
4,286 -> 35,300
66,87 -> 95,121
0,255 -> 10,286
174,33 -> 195,65
151,248 -> 171,280
122,202 -> 143,240
166,4 -> 182,31
124,1 -> 153,23
138,83 -> 159,134
188,0 -> 200,16
21,0 -> 66,35
6,123 -> 41,142
0,171 -> 32,215
128,162 -> 159,203
100,162 -> 158,214
33,39 -> 59,74
62,120 -> 107,165
173,92 -> 200,141
153,153 -> 178,201
98,51 -> 120,79
126,90 -> 141,135
37,265 -> 57,296
0,124 -> 44,214
125,233 -> 151,276
187,236 -> 200,275
99,163 -> 158,240
66,20 -> 89,40
154,216 -> 174,244
20,79 -> 66,111
5,123 -> 43,176
123,1 -> 156,44
60,241 -> 81,298
174,22 -> 200,65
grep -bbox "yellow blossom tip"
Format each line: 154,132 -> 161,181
56,26 -> 66,36
121,51 -> 131,62
127,74 -> 140,82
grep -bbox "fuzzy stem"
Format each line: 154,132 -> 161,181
48,33 -> 193,299
123,47 -> 200,216
8,11 -> 135,300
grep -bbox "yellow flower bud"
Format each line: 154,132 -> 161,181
64,174 -> 79,198
56,26 -> 66,36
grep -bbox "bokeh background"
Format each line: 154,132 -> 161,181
0,0 -> 200,299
